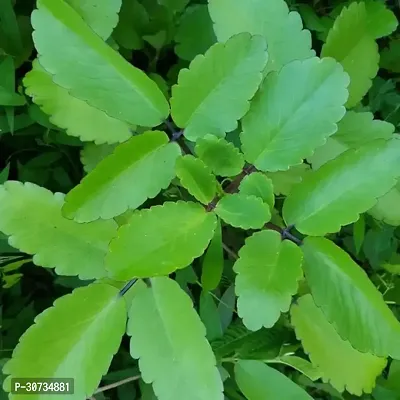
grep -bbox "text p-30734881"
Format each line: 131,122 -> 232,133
11,378 -> 74,394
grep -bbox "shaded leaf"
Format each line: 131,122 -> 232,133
106,201 -> 217,280
369,182 -> 400,226
63,131 -> 181,222
200,291 -> 223,341
267,164 -> 310,196
381,39 -> 400,73
241,57 -> 348,172
239,172 -> 274,209
291,294 -> 386,395
128,277 -> 224,400
270,355 -> 321,382
234,230 -> 302,330
80,143 -> 118,174
0,181 -> 117,279
171,32 -> 268,141
353,215 -> 366,255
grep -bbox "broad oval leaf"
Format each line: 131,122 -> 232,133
195,135 -> 244,177
234,230 -> 303,331
208,0 -> 314,74
106,201 -> 217,280
291,295 -> 386,395
214,194 -> 271,230
364,1 -> 398,39
128,277 -> 224,400
175,155 -> 217,205
170,32 -> 268,141
24,62 -> 133,145
32,0 -> 169,127
369,182 -> 400,226
240,57 -> 349,172
3,283 -> 126,398
302,237 -> 400,359
321,2 -> 379,108
283,137 -> 400,236
239,172 -> 274,209
235,360 -> 313,400
0,181 -> 117,279
63,131 -> 181,222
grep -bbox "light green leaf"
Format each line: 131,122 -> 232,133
283,137 -> 400,236
309,111 -> 394,169
170,32 -> 268,141
239,172 -> 274,209
302,237 -> 400,359
0,181 -> 117,279
235,360 -> 313,400
291,294 -> 387,395
32,0 -> 169,127
214,194 -> 271,230
266,164 -> 310,196
80,143 -> 118,174
321,2 -> 379,108
195,135 -> 244,177
106,201 -> 217,280
240,57 -> 349,172
3,283 -> 126,399
208,0 -> 314,74
128,277 -> 224,400
369,182 -> 400,226
201,219 -> 223,291
63,131 -> 181,222
24,62 -> 133,144
364,0 -> 398,39
234,230 -> 302,331
175,5 -> 216,61
269,355 -> 321,382
175,155 -> 217,205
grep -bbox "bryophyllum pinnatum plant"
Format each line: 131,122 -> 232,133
1,0 -> 400,399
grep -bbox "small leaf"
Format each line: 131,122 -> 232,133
195,135 -> 244,177
80,143 -> 118,173
270,356 -> 321,381
239,172 -> 274,209
235,360 -> 313,400
170,32 -> 268,141
369,182 -> 400,226
32,0 -> 169,127
283,138 -> 400,236
63,131 -> 181,222
208,0 -> 314,74
267,164 -> 310,196
106,201 -> 217,280
291,295 -> 387,395
380,39 -> 400,73
0,56 -> 25,106
321,2 -> 379,108
0,181 -> 117,279
201,219 -> 223,291
353,215 -> 366,255
302,237 -> 400,359
234,230 -> 303,331
364,0 -> 398,39
200,291 -> 223,341
3,283 -> 126,398
175,155 -> 217,205
128,277 -> 224,400
214,194 -> 271,230
240,57 -> 349,172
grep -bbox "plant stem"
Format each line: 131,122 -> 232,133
222,242 -> 238,260
119,279 -> 138,296
93,375 -> 141,395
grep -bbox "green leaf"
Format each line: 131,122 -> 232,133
201,219 -> 223,291
369,182 -> 400,226
170,32 -> 268,141
283,137 -> 400,236
159,0 -> 189,14
0,164 -> 10,184
80,143 -> 118,173
240,57 -> 349,172
0,56 -> 25,107
106,201 -> 217,280
128,277 -> 224,400
0,0 -> 23,56
0,181 -> 117,279
291,295 -> 387,395
269,355 -> 321,382
309,111 -> 394,169
301,237 -> 400,359
353,215 -> 366,255
175,5 -> 216,61
63,131 -> 181,222
32,0 -> 169,127
381,39 -> 400,73
208,0 -> 314,74
214,194 -> 271,230
235,360 -> 313,400
239,172 -> 274,209
266,164 -> 310,196
364,0 -> 398,39
200,291 -> 223,341
24,61 -> 133,144
234,230 -> 302,330
175,155 -> 217,205
3,283 -> 126,398
321,2 -> 379,108
195,135 -> 244,177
